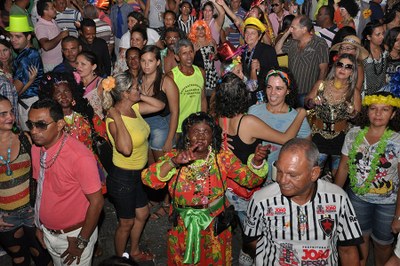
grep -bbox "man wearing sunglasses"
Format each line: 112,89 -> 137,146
268,0 -> 289,37
28,98 -> 104,265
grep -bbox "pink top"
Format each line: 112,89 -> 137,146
268,10 -> 290,37
32,135 -> 101,230
34,17 -> 63,65
208,18 -> 220,45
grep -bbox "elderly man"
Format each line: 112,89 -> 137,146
29,98 -> 104,265
276,15 -> 329,107
244,138 -> 363,266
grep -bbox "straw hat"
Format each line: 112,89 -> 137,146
330,35 -> 369,61
244,17 -> 266,33
5,15 -> 33,32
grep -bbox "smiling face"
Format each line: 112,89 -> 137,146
140,51 -> 160,75
82,26 -> 96,44
130,31 -> 146,49
334,58 -> 354,80
203,5 -> 213,21
266,76 -> 289,107
276,149 -> 320,201
368,103 -> 395,128
187,121 -> 213,153
0,99 -> 15,131
52,83 -> 73,111
76,54 -> 97,78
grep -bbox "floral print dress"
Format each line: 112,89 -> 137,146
142,149 -> 267,265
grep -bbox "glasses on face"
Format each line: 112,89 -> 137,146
26,120 -> 55,131
271,3 -> 280,7
165,36 -> 178,41
336,61 -> 353,70
339,46 -> 356,52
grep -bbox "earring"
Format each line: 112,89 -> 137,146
72,99 -> 76,106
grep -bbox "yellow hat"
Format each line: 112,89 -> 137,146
5,15 -> 33,32
244,17 -> 266,33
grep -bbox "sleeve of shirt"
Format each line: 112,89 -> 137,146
282,39 -> 292,54
341,128 -> 357,156
35,22 -> 48,41
317,38 -> 329,64
76,10 -> 82,21
337,194 -> 363,246
244,197 -> 264,237
73,152 -> 101,194
298,117 -> 311,138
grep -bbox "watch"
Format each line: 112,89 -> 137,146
76,235 -> 89,250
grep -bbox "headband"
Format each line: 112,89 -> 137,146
362,95 -> 400,108
265,70 -> 291,87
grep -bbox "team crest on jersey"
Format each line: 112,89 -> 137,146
246,216 -> 257,229
316,205 -> 325,214
319,217 -> 335,237
266,207 -> 274,216
278,243 -> 299,266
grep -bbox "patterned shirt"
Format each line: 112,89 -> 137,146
177,15 -> 196,36
55,8 -> 82,38
244,180 -> 363,266
283,35 -> 329,94
0,73 -> 19,121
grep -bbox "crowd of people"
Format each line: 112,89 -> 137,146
1,0 -> 400,265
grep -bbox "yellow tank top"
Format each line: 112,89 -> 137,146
106,104 -> 150,170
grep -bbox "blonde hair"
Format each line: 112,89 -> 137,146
102,73 -> 135,110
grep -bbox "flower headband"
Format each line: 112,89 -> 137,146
265,70 -> 291,87
41,74 -> 68,86
362,95 -> 400,108
102,76 -> 116,92
0,35 -> 10,42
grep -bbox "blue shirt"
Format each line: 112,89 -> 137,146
248,103 -> 311,181
13,47 -> 43,99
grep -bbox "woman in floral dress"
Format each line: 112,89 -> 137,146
142,112 -> 269,265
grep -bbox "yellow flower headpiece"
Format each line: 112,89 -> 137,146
362,95 -> 400,108
363,9 -> 372,19
102,76 -> 116,92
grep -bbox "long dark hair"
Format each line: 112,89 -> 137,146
384,27 -> 400,54
362,21 -> 385,54
177,112 -> 222,152
138,45 -> 163,96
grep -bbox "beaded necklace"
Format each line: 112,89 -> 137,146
40,134 -> 68,169
347,127 -> 393,195
0,136 -> 13,176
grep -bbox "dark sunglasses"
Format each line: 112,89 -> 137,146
26,120 -> 55,130
271,3 -> 280,7
336,61 -> 353,70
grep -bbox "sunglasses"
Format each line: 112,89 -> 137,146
271,3 -> 280,7
26,120 -> 55,131
336,61 -> 353,70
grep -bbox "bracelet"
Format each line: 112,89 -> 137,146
393,215 -> 400,221
168,157 -> 178,168
251,159 -> 265,169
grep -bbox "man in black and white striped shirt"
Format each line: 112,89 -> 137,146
244,138 -> 363,266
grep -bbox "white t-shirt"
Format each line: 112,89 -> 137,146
119,27 -> 160,49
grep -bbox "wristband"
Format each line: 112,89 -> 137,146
251,159 -> 265,169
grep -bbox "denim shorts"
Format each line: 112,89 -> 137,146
318,153 -> 341,173
144,114 -> 172,151
106,166 -> 148,219
347,188 -> 396,245
0,205 -> 34,232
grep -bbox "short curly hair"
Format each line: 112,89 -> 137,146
338,0 -> 360,18
214,72 -> 251,118
177,112 -> 222,152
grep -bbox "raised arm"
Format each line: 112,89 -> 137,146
215,0 -> 243,27
210,0 -> 225,30
275,28 -> 291,54
138,94 -> 166,115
